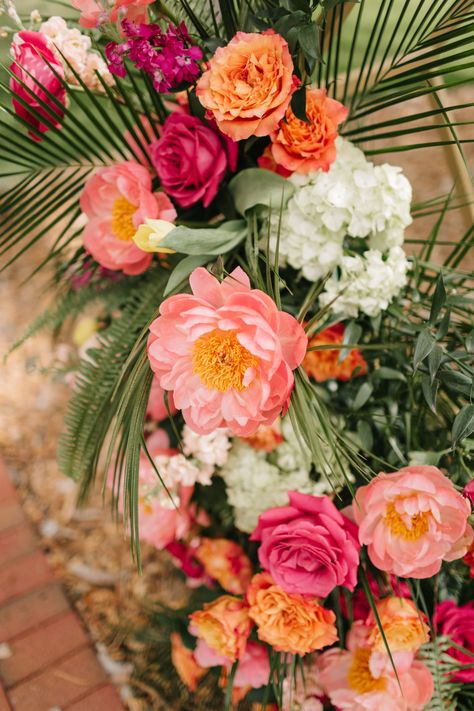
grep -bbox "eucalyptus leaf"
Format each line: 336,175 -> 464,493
159,221 -> 246,255
229,169 -> 295,216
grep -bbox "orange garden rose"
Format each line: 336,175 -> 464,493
196,31 -> 297,140
270,88 -> 348,174
243,420 -> 283,452
195,538 -> 253,595
247,573 -> 338,655
189,595 -> 252,661
303,323 -> 367,382
366,597 -> 429,653
170,633 -> 206,691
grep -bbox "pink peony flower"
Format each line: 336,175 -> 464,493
150,113 -> 238,208
9,31 -> 66,140
71,0 -> 153,28
147,267 -> 308,436
146,374 -> 176,422
434,600 -> 474,682
251,491 -> 360,597
80,161 -> 176,275
353,465 -> 472,578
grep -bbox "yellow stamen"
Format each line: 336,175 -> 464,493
192,329 -> 259,393
385,500 -> 429,541
347,648 -> 387,694
111,196 -> 137,241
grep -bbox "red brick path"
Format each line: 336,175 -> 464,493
0,460 -> 124,711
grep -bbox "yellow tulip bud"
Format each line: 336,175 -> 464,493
132,219 -> 176,253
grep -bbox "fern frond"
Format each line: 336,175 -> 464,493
419,637 -> 463,710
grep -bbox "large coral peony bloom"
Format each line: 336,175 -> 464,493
80,161 -> 176,275
10,31 -> 67,140
247,572 -> 338,655
147,267 -> 307,436
353,465 -> 472,578
189,595 -> 252,662
270,88 -> 348,174
303,323 -> 367,382
196,31 -> 297,141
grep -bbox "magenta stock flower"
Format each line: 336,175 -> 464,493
251,491 -> 360,597
9,31 -> 66,140
150,113 -> 238,208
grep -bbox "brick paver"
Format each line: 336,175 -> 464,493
0,461 -> 125,710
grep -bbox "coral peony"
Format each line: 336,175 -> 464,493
170,632 -> 206,691
195,538 -> 252,595
150,113 -> 238,208
251,491 -> 360,597
303,323 -> 367,382
80,161 -> 176,275
247,572 -> 338,655
270,88 -> 347,174
146,374 -> 176,422
196,31 -> 298,141
71,0 -> 153,28
353,465 -> 472,578
189,595 -> 252,662
434,600 -> 474,682
366,597 -> 429,653
147,267 -> 307,436
10,31 -> 66,140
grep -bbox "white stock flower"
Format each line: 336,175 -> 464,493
182,425 -> 231,468
153,453 -> 213,488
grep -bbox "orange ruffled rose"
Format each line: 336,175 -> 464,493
270,88 -> 348,174
196,31 -> 298,141
189,595 -> 252,662
303,323 -> 367,382
170,632 -> 206,692
247,573 -> 338,656
195,538 -> 253,595
366,597 -> 430,653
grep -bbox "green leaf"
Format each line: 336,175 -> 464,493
229,169 -> 295,216
298,23 -> 321,60
466,329 -> 474,354
422,374 -> 438,413
291,86 -> 310,123
159,221 -> 246,255
437,309 -> 451,341
373,366 -> 406,382
163,254 -> 213,296
429,273 -> 446,324
353,382 -> 374,410
452,405 -> 474,447
428,345 -> 444,384
413,329 -> 435,372
408,450 -> 443,466
339,321 -> 362,362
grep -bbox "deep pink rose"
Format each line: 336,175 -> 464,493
464,480 -> 474,506
9,31 -> 66,140
149,113 -> 238,208
251,491 -> 360,598
434,600 -> 474,682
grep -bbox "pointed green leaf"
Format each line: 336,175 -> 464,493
413,329 -> 435,371
452,405 -> 474,447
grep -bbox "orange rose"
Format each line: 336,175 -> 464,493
242,420 -> 283,452
196,31 -> 298,141
247,573 -> 338,655
270,88 -> 348,173
189,595 -> 252,661
195,538 -> 253,595
366,597 -> 430,653
170,632 -> 206,691
303,323 -> 367,382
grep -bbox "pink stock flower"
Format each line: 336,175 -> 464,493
80,161 -> 176,275
146,374 -> 176,422
9,31 -> 66,140
150,113 -> 238,208
71,0 -> 153,29
353,465 -> 472,578
434,600 -> 474,682
147,267 -> 308,436
251,491 -> 360,597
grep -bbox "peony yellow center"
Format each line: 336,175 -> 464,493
347,648 -> 387,694
111,196 -> 137,241
384,500 -> 430,541
192,329 -> 259,393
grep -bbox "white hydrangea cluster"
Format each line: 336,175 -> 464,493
319,246 -> 409,318
266,137 -> 412,317
153,453 -> 213,489
182,425 -> 231,468
40,16 -> 113,92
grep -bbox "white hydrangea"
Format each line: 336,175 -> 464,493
182,425 -> 231,468
40,16 -> 113,92
319,246 -> 409,319
266,137 -> 412,285
153,453 -> 213,489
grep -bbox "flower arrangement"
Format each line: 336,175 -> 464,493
1,0 -> 473,708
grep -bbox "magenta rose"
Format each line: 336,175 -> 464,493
464,480 -> 474,506
434,600 -> 474,682
149,113 -> 238,208
251,491 -> 360,597
10,31 -> 66,140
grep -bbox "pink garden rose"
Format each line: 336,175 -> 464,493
10,31 -> 66,139
147,267 -> 307,436
434,600 -> 474,682
251,491 -> 360,597
150,113 -> 238,208
146,374 -> 176,422
353,465 -> 473,578
72,0 -> 153,28
80,161 -> 176,275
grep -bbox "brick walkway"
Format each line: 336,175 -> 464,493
0,460 -> 124,711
